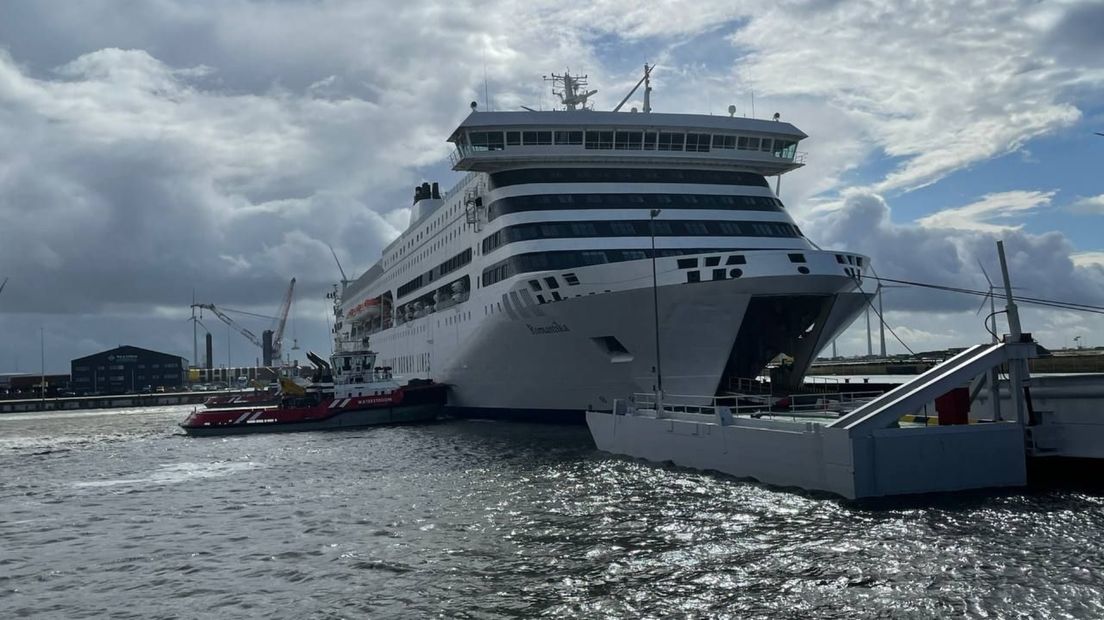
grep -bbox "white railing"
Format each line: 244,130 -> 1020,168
627,389 -> 885,423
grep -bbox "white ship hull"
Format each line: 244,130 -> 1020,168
367,249 -> 868,418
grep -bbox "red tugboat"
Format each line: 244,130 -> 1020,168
179,340 -> 447,436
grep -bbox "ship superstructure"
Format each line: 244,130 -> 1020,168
335,70 -> 870,417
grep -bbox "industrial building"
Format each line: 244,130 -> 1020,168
70,346 -> 188,395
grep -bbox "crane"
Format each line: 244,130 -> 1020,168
191,277 -> 296,367
270,278 -> 296,362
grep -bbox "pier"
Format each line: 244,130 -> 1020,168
0,390 -> 243,414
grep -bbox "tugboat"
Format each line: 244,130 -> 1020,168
178,339 -> 447,436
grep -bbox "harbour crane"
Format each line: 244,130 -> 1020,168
191,278 -> 296,366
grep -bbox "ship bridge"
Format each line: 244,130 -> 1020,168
447,110 -> 807,176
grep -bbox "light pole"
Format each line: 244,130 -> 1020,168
649,208 -> 663,394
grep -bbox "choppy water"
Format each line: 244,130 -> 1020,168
3,406 -> 1104,619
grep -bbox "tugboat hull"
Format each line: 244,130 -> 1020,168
179,384 -> 447,436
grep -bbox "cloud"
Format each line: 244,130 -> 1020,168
1070,194 -> 1104,214
730,0 -> 1099,194
1072,252 -> 1104,268
806,191 -> 1104,314
916,190 -> 1056,233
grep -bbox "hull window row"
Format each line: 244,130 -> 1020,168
397,248 -> 473,299
481,248 -> 729,287
487,193 -> 783,221
482,219 -> 802,254
459,131 -> 799,159
489,168 -> 769,189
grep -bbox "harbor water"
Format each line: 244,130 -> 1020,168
3,406 -> 1104,618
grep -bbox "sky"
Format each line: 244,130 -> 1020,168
1,0 -> 1103,373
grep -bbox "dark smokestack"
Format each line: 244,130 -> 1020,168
262,330 -> 274,366
205,333 -> 213,370
431,182 -> 440,199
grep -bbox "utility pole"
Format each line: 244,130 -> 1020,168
878,284 -> 886,358
865,306 -> 873,357
192,288 -> 197,369
40,327 -> 45,405
649,208 -> 664,395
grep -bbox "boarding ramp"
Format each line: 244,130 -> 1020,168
829,342 -> 1011,433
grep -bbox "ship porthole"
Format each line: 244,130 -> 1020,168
798,266 -> 810,275
729,268 -> 743,278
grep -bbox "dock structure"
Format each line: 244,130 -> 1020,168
588,241 -> 1104,499
588,337 -> 1036,499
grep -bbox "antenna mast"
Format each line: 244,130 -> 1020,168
612,64 -> 654,113
544,70 -> 597,110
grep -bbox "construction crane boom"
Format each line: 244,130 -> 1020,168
191,276 -> 296,366
270,278 -> 296,361
190,303 -> 263,349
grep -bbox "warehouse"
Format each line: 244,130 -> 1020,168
70,346 -> 187,395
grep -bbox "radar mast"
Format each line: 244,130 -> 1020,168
544,70 -> 597,111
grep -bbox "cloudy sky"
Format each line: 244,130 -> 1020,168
1,0 -> 1102,372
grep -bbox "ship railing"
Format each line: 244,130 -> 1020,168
628,389 -> 884,423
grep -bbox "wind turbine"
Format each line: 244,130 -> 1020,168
0,277 -> 7,297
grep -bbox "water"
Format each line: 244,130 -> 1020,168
3,406 -> 1104,619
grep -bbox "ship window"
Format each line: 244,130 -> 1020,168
469,131 -> 505,151
564,273 -> 580,285
726,255 -> 747,265
713,135 -> 736,149
523,131 -> 553,145
643,132 -> 657,150
677,258 -> 698,269
570,222 -> 598,236
712,268 -> 726,281
705,256 -> 721,267
528,279 -> 542,292
585,130 -> 614,149
657,132 -> 684,151
685,133 -> 711,152
506,131 -> 521,146
685,222 -> 709,235
614,131 -> 643,150
610,221 -> 636,235
488,168 -> 770,188
554,130 -> 583,145
759,138 -> 773,152
788,253 -> 807,263
551,291 -> 562,301
746,137 -> 761,151
687,270 -> 700,283
737,136 -> 749,150
581,251 -> 608,265
543,277 -> 559,289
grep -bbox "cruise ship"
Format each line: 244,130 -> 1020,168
334,70 -> 870,418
